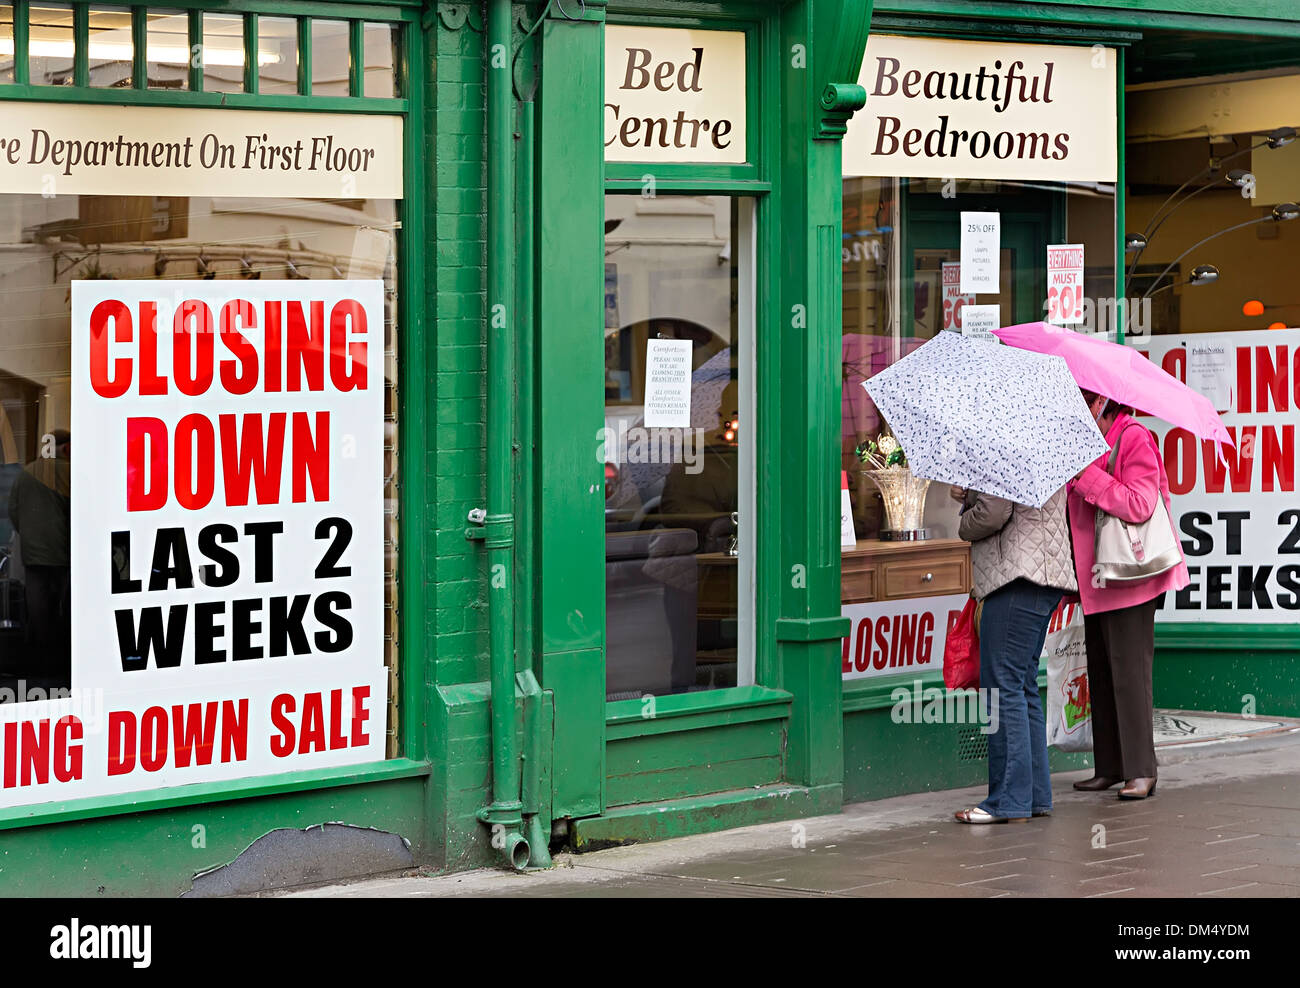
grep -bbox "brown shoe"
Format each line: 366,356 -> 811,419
1119,777 -> 1157,799
1073,775 -> 1122,791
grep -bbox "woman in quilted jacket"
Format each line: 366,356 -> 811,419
950,484 -> 1078,824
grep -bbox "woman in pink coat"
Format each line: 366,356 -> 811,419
1067,393 -> 1189,800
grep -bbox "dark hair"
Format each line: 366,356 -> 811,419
1079,389 -> 1133,420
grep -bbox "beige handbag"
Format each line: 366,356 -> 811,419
1093,425 -> 1182,583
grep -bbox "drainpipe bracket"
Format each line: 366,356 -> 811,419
483,512 -> 514,549
477,801 -> 524,827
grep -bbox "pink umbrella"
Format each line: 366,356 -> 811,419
992,322 -> 1234,455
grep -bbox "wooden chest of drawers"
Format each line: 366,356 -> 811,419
841,538 -> 971,605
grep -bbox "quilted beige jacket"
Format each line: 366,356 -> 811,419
958,487 -> 1078,601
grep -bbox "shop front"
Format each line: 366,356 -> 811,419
837,1 -> 1300,802
1,0 -> 1297,895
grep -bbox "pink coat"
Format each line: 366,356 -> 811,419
1066,413 -> 1189,615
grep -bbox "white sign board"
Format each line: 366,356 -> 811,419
0,103 -> 403,199
960,304 -> 1000,342
960,212 -> 1000,293
0,281 -> 388,810
840,594 -> 968,681
840,471 -> 858,549
605,26 -> 747,164
1187,339 -> 1234,411
845,35 -> 1117,182
643,338 -> 693,427
1136,329 -> 1300,624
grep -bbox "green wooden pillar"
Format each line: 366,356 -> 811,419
534,4 -> 608,820
771,0 -> 872,790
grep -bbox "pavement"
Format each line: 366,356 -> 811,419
288,713 -> 1300,899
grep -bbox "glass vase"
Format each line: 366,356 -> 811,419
862,467 -> 930,539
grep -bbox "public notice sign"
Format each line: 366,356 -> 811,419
1137,329 -> 1300,624
0,280 -> 387,810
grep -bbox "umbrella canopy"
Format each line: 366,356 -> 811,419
862,332 -> 1110,508
993,321 -> 1234,451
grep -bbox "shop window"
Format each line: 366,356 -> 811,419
1123,70 -> 1300,626
200,12 -> 245,94
363,22 -> 397,99
311,20 -> 349,97
603,195 -> 755,700
0,191 -> 403,756
841,176 -> 1115,546
29,4 -> 74,86
87,8 -> 133,88
257,15 -> 298,95
0,5 -> 15,85
145,10 -> 190,90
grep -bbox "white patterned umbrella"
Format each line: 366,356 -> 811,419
862,332 -> 1110,508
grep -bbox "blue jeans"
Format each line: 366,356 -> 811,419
977,579 -> 1061,819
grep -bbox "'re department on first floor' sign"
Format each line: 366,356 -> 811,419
0,103 -> 403,199
0,280 -> 387,809
1138,328 -> 1300,624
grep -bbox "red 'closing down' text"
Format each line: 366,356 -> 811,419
0,686 -> 372,790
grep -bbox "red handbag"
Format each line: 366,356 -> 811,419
943,596 -> 980,690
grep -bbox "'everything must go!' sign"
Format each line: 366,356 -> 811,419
1138,329 -> 1300,624
0,281 -> 387,809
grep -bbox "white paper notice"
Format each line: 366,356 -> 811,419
960,212 -> 1000,294
643,338 -> 693,427
1187,340 -> 1233,410
840,471 -> 858,549
961,304 -> 1000,342
1046,244 -> 1085,324
941,262 -> 976,332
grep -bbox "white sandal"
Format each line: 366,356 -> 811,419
954,807 -> 1028,824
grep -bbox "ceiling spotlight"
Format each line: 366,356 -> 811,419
1266,126 -> 1297,149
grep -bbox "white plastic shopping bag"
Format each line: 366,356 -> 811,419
1044,601 -> 1093,752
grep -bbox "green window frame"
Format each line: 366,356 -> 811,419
2,0 -> 406,109
0,0 -> 431,831
601,4 -> 792,728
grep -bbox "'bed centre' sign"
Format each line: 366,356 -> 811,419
605,26 -> 746,164
844,35 -> 1116,182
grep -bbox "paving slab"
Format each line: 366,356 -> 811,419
285,725 -> 1300,899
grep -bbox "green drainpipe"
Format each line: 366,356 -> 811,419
471,0 -> 527,870
515,96 -> 552,868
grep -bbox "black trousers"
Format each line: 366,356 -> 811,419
1083,597 -> 1159,780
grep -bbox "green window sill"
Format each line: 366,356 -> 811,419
0,757 -> 430,832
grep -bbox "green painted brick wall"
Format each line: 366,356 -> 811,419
429,9 -> 491,697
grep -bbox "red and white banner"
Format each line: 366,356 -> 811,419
941,262 -> 974,332
841,593 -> 967,681
1137,329 -> 1300,623
0,280 -> 386,809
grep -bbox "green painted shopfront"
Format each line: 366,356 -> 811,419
0,0 -> 1296,894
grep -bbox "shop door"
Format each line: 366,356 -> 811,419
602,195 -> 757,703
